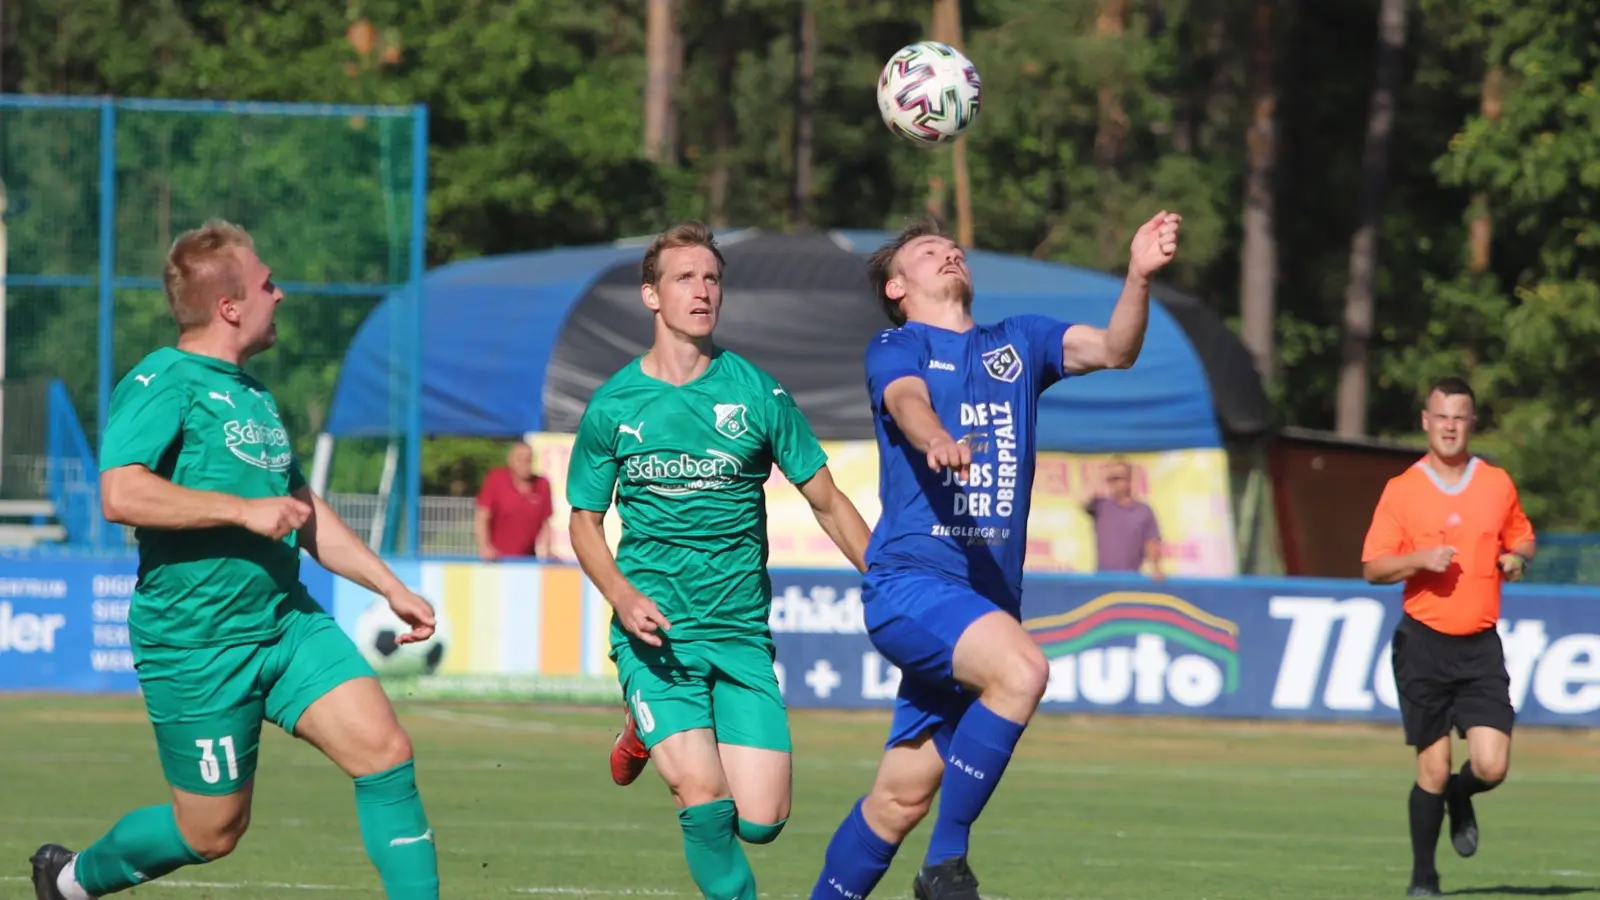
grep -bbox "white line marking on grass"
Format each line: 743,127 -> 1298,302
0,876 -> 353,891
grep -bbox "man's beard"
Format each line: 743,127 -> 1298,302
938,277 -> 974,309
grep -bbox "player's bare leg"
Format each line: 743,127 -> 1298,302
862,736 -> 944,841
651,728 -> 757,900
1446,727 -> 1510,861
810,733 -> 944,900
170,787 -> 254,860
1407,736 -> 1452,897
610,705 -> 651,786
295,677 -> 439,899
720,744 -> 791,844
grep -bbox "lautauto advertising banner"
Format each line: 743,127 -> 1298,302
767,571 -> 1600,727
5,558 -> 1600,729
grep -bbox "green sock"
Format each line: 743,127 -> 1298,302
74,804 -> 207,895
678,798 -> 756,900
354,759 -> 439,899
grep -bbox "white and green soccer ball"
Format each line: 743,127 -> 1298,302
876,40 -> 982,146
355,597 -> 451,677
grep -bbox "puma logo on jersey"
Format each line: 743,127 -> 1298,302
208,391 -> 235,408
134,374 -> 157,386
388,829 -> 434,848
618,422 -> 644,443
928,359 -> 956,371
772,388 -> 786,396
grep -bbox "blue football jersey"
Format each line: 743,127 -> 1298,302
863,315 -> 1072,609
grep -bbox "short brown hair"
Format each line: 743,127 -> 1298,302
868,219 -> 943,327
641,220 -> 725,287
163,220 -> 255,330
1427,376 -> 1476,409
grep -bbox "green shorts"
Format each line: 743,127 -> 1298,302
613,633 -> 790,753
133,607 -> 375,796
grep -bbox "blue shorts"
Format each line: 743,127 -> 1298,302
863,569 -> 1016,751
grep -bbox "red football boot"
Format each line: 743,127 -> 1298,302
609,707 -> 650,786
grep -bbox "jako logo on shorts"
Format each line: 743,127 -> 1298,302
1024,592 -> 1240,709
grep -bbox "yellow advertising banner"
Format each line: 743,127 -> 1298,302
526,433 -> 1236,577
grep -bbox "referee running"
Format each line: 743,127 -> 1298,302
1361,377 -> 1535,898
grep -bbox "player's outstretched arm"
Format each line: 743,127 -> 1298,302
881,377 -> 971,475
796,467 -> 871,574
294,487 -> 436,644
1063,211 -> 1182,374
570,508 -> 672,647
101,464 -> 308,538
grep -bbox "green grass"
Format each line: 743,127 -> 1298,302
2,697 -> 1598,898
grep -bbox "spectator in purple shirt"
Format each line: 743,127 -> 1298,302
1081,457 -> 1164,579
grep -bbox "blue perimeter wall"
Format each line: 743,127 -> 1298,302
4,557 -> 1600,729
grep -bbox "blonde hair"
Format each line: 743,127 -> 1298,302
640,220 -> 724,287
163,220 -> 255,330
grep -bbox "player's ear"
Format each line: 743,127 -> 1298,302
640,282 -> 661,313
217,294 -> 243,326
885,274 -> 907,302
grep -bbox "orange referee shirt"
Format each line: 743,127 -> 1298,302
1361,457 -> 1535,636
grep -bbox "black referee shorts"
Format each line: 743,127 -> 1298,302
1390,613 -> 1515,748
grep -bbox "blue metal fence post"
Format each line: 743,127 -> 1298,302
95,99 -> 117,443
403,104 -> 428,557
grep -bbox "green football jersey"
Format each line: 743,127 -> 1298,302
567,349 -> 828,643
99,347 -> 320,648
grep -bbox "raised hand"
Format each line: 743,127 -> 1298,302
1129,211 -> 1183,279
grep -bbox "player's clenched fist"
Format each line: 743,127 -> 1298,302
611,584 -> 673,647
239,496 -> 312,540
925,434 -> 972,476
1416,545 -> 1457,574
1129,210 -> 1183,279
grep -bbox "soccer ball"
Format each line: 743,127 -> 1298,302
876,41 -> 982,146
354,597 -> 451,677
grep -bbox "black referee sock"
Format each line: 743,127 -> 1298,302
1409,783 -> 1446,880
1459,761 -> 1499,796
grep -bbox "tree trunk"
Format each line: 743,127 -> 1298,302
790,0 -> 816,231
1469,65 -> 1502,273
707,8 -> 738,227
1335,0 -> 1407,437
1240,0 -> 1280,385
931,0 -> 973,247
643,0 -> 676,165
1093,0 -> 1129,170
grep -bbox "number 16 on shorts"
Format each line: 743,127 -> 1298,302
630,690 -> 657,735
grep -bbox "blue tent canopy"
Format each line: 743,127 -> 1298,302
325,229 -> 1265,453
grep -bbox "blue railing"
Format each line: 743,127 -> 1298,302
0,92 -> 430,556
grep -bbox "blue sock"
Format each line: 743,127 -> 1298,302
810,797 -> 898,900
924,700 -> 1026,865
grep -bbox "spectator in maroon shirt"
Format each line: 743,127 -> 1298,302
1081,457 -> 1164,579
475,441 -> 553,560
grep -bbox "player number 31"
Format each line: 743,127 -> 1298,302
195,736 -> 240,785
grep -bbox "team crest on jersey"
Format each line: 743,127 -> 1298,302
981,344 -> 1024,383
713,403 -> 749,440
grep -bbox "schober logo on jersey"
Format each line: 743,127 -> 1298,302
624,450 -> 742,496
1025,591 -> 1241,709
223,419 -> 293,472
1270,596 -> 1600,718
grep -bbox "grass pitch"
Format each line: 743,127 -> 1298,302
1,697 -> 1597,898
